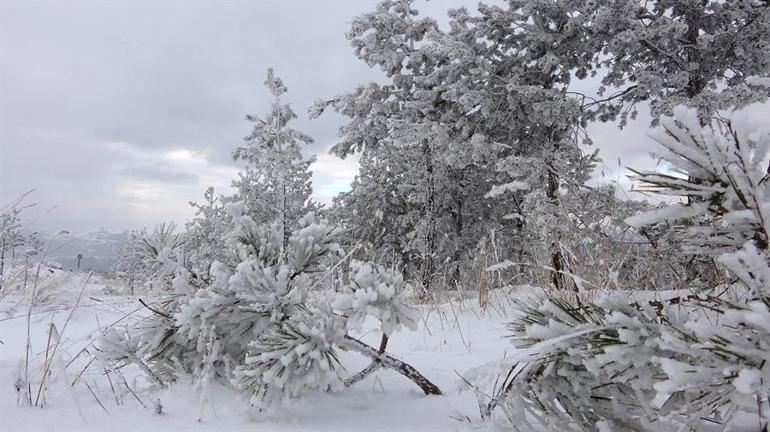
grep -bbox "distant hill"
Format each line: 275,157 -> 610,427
40,229 -> 128,271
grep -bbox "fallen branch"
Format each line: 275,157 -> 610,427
344,360 -> 382,387
342,334 -> 442,395
139,298 -> 171,319
344,334 -> 388,387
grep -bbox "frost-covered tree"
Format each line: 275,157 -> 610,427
114,222 -> 184,294
441,0 -> 607,290
184,187 -> 229,283
325,145 -> 412,267
0,202 -> 44,293
431,0 -> 769,291
98,213 -> 442,409
0,207 -> 25,289
114,228 -> 148,295
418,0 -> 769,290
98,66 -> 442,407
313,0 -> 525,292
231,68 -> 319,262
311,1 -> 444,292
467,104 -> 770,430
585,0 -> 770,123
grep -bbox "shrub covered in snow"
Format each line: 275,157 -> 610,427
98,211 -> 441,409
113,222 -> 185,294
334,260 -> 419,336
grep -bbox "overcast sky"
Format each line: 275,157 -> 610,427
2,0 -> 765,234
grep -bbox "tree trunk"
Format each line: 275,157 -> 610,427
683,6 -> 704,102
451,194 -> 464,287
546,165 -> 570,291
683,6 -> 708,204
421,139 -> 436,294
281,182 -> 289,263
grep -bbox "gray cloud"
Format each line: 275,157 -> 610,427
118,165 -> 199,185
1,0 -> 391,231
5,0 -> 754,233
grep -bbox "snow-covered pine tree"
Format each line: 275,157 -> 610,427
311,0 -> 442,293
231,68 -> 319,262
325,144 -> 414,271
99,214 -> 442,408
0,207 -> 26,289
312,0 -> 522,293
0,199 -> 45,296
184,187 -> 230,283
416,0 -> 601,291
98,66 -> 442,408
100,211 -> 344,398
585,0 -> 770,123
430,0 -> 769,292
113,223 -> 184,294
113,228 -> 148,295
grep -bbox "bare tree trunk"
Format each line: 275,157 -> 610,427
421,139 -> 436,294
546,165 -> 570,291
683,7 -> 708,204
128,240 -> 135,296
451,195 -> 464,287
281,182 -> 289,264
683,7 -> 704,103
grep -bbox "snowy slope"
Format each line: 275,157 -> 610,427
0,276 -> 511,432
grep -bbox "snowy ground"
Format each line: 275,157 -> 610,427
0,269 -> 512,432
